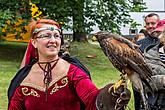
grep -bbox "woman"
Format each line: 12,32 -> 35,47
8,19 -> 130,110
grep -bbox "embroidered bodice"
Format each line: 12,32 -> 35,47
9,64 -> 99,110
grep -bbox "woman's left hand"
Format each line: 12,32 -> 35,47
96,83 -> 131,110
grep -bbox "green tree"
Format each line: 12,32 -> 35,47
0,0 -> 146,41
39,0 -> 146,41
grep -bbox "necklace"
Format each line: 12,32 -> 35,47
37,58 -> 59,102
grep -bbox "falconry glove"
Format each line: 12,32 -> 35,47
96,83 -> 131,110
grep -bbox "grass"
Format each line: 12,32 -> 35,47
0,41 -> 27,110
0,41 -> 134,110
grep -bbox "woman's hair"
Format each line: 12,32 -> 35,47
28,19 -> 63,44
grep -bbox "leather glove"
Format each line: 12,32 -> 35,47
96,83 -> 131,110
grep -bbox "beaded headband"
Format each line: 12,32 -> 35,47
32,26 -> 61,34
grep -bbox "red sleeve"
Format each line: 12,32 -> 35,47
72,67 -> 100,110
9,87 -> 25,110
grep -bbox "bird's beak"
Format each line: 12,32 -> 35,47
92,35 -> 97,41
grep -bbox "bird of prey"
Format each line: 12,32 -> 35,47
95,31 -> 156,110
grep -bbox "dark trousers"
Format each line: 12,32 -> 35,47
133,88 -> 165,110
133,88 -> 141,110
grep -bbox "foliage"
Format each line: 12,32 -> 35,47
130,21 -> 141,29
0,10 -> 14,36
0,0 -> 40,40
36,0 -> 147,34
0,0 -> 146,41
131,0 -> 147,12
84,0 -> 146,34
0,0 -> 30,39
29,1 -> 42,18
0,17 -> 28,39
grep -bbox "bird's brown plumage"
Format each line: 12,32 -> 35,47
95,31 -> 156,110
96,31 -> 153,80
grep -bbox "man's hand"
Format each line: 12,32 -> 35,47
96,83 -> 131,110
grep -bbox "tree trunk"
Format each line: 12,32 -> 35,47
73,31 -> 87,42
72,0 -> 87,42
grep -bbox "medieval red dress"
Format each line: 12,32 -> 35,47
9,64 -> 100,110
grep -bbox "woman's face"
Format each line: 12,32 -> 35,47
32,24 -> 61,60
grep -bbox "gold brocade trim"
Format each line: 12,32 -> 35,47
50,77 -> 68,94
22,87 -> 40,97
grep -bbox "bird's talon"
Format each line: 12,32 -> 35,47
108,79 -> 126,93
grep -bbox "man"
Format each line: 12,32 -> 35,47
134,13 -> 160,110
137,13 -> 160,53
143,23 -> 165,110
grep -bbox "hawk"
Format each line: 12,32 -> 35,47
95,31 -> 157,110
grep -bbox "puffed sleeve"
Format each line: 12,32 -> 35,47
8,86 -> 25,110
72,67 -> 100,110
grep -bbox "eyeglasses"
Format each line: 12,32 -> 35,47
36,33 -> 62,40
